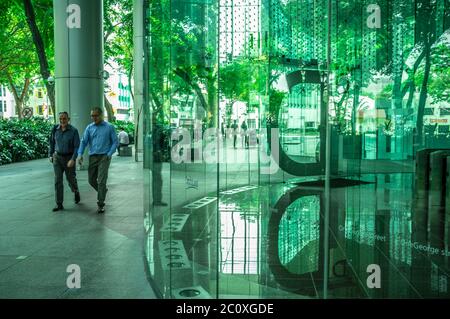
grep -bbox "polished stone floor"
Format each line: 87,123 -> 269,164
0,155 -> 156,298
146,169 -> 450,299
4,146 -> 448,299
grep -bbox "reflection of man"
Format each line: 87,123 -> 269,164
77,107 -> 118,214
232,120 -> 238,149
117,127 -> 130,155
152,124 -> 167,206
241,120 -> 249,149
49,112 -> 81,212
221,120 -> 227,141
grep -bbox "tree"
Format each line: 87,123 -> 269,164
149,0 -> 221,127
23,0 -> 55,118
428,44 -> 450,105
0,1 -> 38,118
103,0 -> 134,121
219,57 -> 267,124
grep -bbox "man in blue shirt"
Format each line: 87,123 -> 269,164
48,111 -> 81,212
77,107 -> 118,214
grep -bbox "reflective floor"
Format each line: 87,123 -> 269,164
146,173 -> 450,298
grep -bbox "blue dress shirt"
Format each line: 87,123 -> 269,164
78,121 -> 118,157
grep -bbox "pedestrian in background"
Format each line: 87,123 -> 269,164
241,120 -> 249,149
117,127 -> 130,156
232,120 -> 238,149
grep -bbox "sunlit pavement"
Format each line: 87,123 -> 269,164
0,154 -> 156,299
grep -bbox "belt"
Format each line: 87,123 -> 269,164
56,152 -> 73,157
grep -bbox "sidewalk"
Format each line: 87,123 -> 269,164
0,155 -> 156,298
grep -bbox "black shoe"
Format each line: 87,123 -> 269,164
153,201 -> 168,207
97,206 -> 105,214
74,192 -> 80,204
52,204 -> 64,212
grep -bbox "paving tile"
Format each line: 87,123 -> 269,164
0,157 -> 156,298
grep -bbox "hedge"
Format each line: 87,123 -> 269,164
111,119 -> 135,144
0,118 -> 137,166
0,117 -> 53,166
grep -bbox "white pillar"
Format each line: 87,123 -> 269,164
53,0 -> 104,136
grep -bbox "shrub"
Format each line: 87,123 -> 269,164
0,117 -> 53,165
111,119 -> 135,144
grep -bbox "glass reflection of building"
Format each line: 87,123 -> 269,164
143,0 -> 450,299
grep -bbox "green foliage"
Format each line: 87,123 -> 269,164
0,1 -> 38,80
219,57 -> 267,103
111,119 -> 135,143
428,44 -> 450,104
413,43 -> 450,106
377,83 -> 394,99
104,0 -> 133,76
0,0 -> 54,117
0,117 -> 53,165
266,90 -> 284,126
0,1 -> 37,113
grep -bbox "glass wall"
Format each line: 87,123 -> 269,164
144,0 -> 450,298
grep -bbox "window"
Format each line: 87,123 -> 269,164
0,100 -> 6,113
38,89 -> 44,98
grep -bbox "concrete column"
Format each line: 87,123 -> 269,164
53,0 -> 104,136
133,0 -> 145,160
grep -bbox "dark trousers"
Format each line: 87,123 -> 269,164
88,155 -> 111,207
53,154 -> 79,205
243,135 -> 249,148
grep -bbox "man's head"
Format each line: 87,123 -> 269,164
59,112 -> 70,128
90,107 -> 104,125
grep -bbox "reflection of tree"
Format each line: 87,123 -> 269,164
279,196 -> 320,271
368,1 -> 447,145
219,57 -> 267,124
149,0 -> 218,127
149,0 -> 449,144
281,0 -> 448,142
427,44 -> 450,105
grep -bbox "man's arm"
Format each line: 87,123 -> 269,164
78,126 -> 90,157
72,129 -> 80,161
48,126 -> 56,158
107,124 -> 118,157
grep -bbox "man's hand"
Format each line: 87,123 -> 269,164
77,156 -> 83,166
67,159 -> 75,168
49,156 -> 53,163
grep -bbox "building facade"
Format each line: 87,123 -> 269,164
105,68 -> 134,121
0,85 -> 16,119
